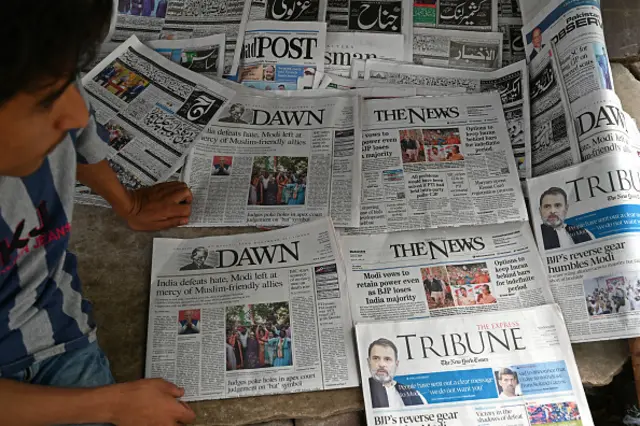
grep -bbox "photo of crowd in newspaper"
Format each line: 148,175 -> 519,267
355,305 -> 594,426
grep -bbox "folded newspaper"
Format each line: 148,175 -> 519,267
182,90 -> 361,227
413,0 -> 498,31
76,35 -> 235,206
340,222 -> 553,323
355,304 -> 594,425
528,152 -> 640,343
348,91 -> 528,234
146,218 -> 358,400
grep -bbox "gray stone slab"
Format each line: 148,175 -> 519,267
294,411 -> 365,426
573,340 -> 629,387
612,63 -> 640,122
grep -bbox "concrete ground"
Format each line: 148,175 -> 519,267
67,3 -> 640,425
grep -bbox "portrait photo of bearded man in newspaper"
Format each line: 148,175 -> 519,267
367,338 -> 427,409
539,187 -> 594,250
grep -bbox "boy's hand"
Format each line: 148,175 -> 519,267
119,182 -> 193,231
104,379 -> 196,426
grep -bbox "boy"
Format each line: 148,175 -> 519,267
0,1 -> 196,424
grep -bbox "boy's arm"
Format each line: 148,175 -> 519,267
0,378 -> 195,426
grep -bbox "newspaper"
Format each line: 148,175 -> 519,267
527,152 -> 640,343
147,34 -> 226,78
325,0 -> 413,56
340,221 -> 553,323
413,0 -> 498,31
325,32 -> 407,77
363,59 -> 531,179
348,91 -> 528,234
183,91 -> 361,227
412,28 -> 503,71
498,18 -> 524,66
161,0 -> 246,75
112,1 -> 167,42
235,21 -> 326,90
145,218 -> 359,400
355,304 -> 594,425
75,36 -> 235,206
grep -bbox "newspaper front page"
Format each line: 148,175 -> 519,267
112,1 -> 167,42
325,32 -> 407,77
76,36 -> 235,206
145,218 -> 359,400
412,28 -> 503,71
363,59 -> 531,180
235,21 -> 326,90
183,91 -> 361,227
413,0 -> 498,31
528,153 -> 640,343
147,34 -> 226,78
355,304 -> 594,426
350,92 -> 528,234
162,0 -> 247,75
325,0 -> 413,56
340,222 -> 553,324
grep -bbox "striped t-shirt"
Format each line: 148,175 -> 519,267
0,84 -> 109,376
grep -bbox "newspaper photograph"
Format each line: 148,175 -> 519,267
147,34 -> 226,78
349,91 -> 528,234
340,221 -> 553,324
412,28 -> 503,71
161,0 -> 247,75
325,32 -> 407,77
145,218 -> 359,400
183,91 -> 361,227
355,304 -> 594,425
325,0 -> 413,56
363,59 -> 531,179
76,36 -> 235,206
528,153 -> 640,343
235,21 -> 326,90
413,0 -> 498,31
112,0 -> 167,41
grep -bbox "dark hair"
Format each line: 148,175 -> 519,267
497,368 -> 518,381
483,284 -> 491,293
191,247 -> 208,257
368,338 -> 398,360
0,0 -> 113,104
279,330 -> 286,338
539,187 -> 568,207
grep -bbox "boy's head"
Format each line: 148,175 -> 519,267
0,0 -> 113,177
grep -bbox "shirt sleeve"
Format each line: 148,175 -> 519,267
73,79 -> 110,165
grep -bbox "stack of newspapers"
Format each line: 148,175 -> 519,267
77,0 -> 639,423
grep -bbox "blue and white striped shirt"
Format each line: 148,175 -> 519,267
0,89 -> 109,376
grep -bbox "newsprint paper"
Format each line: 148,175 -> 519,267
413,0 -> 499,32
355,304 -> 594,425
183,91 -> 361,227
76,36 -> 235,206
349,92 -> 528,234
340,222 -> 553,323
325,32 -> 407,77
528,153 -> 640,343
145,218 -> 359,400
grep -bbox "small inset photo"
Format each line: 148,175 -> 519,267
212,155 -> 232,176
421,266 -> 454,310
179,247 -> 215,271
453,284 -> 476,306
441,144 -> 464,161
249,156 -> 308,206
422,128 -> 461,145
93,60 -> 150,103
446,262 -> 490,286
494,367 -> 521,399
178,309 -> 201,335
105,120 -> 135,151
583,274 -> 640,316
526,401 -> 582,425
398,129 -> 426,163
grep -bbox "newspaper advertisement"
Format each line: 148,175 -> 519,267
340,221 -> 553,324
147,34 -> 226,78
528,153 -> 640,343
413,0 -> 498,31
145,218 -> 359,400
112,0 -> 167,42
183,91 -> 361,227
235,21 -> 326,90
325,32 -> 407,77
355,304 -> 594,426
349,91 -> 528,234
76,36 -> 235,206
325,0 -> 413,56
363,59 -> 532,179
412,28 -> 503,71
161,0 -> 247,75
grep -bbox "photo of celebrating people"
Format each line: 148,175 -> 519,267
527,401 -> 582,425
583,273 -> 640,316
93,60 -> 150,103
427,145 -> 464,162
225,302 -> 292,371
422,128 -> 461,145
105,120 -> 135,151
248,156 -> 308,206
398,129 -> 426,163
211,156 -> 232,176
421,266 -> 454,310
447,262 -> 495,305
178,309 -> 200,335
